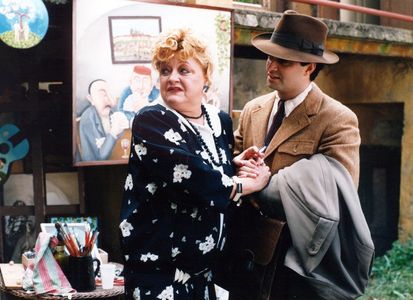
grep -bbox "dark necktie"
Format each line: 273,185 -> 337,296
264,99 -> 285,146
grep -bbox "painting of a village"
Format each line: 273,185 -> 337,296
109,16 -> 161,63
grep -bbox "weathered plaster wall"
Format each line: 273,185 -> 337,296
233,57 -> 270,110
318,55 -> 413,105
319,56 -> 413,241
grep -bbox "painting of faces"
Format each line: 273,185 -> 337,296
73,0 -> 232,166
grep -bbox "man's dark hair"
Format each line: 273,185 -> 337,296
301,63 -> 324,81
88,79 -> 106,94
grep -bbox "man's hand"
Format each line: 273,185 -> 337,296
110,111 -> 129,137
241,164 -> 271,195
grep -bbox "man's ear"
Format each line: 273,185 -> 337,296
305,63 -> 316,76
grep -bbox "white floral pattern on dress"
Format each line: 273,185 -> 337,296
119,220 -> 134,237
219,148 -> 228,163
124,174 -> 133,191
164,129 -> 183,145
205,270 -> 213,282
140,252 -> 159,262
199,234 -> 215,254
190,208 -> 198,219
157,285 -> 174,300
204,286 -> 209,300
134,143 -> 147,160
179,121 -> 187,132
133,287 -> 141,299
200,150 -> 210,162
171,247 -> 181,258
221,174 -> 233,187
172,164 -> 192,183
146,183 -> 157,195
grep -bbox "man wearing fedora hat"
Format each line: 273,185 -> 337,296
232,10 -> 362,300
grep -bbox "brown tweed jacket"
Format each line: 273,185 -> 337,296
234,84 -> 360,187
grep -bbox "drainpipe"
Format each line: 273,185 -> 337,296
291,0 -> 413,23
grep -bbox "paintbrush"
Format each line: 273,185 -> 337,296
55,222 -> 76,256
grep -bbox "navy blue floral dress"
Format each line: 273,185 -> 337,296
120,103 -> 235,299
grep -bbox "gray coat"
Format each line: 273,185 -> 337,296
261,154 -> 374,299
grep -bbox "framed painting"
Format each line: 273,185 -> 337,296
48,215 -> 98,238
73,0 -> 232,166
109,16 -> 162,64
41,220 -> 99,257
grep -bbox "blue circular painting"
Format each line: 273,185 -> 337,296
0,0 -> 49,49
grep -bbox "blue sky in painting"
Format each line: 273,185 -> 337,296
0,0 -> 49,37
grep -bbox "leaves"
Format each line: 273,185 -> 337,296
214,14 -> 231,74
360,239 -> 413,300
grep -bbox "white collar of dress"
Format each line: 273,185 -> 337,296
156,99 -> 222,137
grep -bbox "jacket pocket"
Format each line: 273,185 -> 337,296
278,140 -> 315,155
307,217 -> 336,256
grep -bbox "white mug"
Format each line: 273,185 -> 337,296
100,263 -> 116,289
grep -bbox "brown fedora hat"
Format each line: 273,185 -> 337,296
252,10 -> 339,64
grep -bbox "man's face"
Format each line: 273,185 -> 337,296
265,56 -> 314,99
130,73 -> 152,98
88,80 -> 114,118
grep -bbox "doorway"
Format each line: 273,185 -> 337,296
348,103 -> 403,256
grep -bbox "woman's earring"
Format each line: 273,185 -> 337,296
202,85 -> 209,93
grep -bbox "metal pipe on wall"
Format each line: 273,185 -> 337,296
291,0 -> 413,23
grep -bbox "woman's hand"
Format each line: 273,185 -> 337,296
230,164 -> 271,203
233,146 -> 265,178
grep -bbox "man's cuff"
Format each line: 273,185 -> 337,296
257,175 -> 285,219
259,174 -> 281,202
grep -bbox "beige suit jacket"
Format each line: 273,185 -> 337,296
234,84 -> 360,187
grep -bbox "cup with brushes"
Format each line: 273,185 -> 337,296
54,222 -> 100,292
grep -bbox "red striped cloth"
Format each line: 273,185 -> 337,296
32,232 -> 75,295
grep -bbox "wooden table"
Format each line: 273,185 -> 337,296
0,266 -> 124,299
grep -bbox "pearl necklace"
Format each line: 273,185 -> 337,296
188,105 -> 223,167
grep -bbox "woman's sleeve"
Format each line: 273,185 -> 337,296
126,108 -> 234,210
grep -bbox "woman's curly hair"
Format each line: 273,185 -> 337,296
152,28 -> 213,86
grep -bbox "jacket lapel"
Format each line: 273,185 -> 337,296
264,84 -> 323,159
250,92 -> 277,148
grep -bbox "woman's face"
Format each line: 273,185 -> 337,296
159,56 -> 206,113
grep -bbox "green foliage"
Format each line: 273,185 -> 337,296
0,31 -> 42,49
214,14 -> 231,74
360,239 -> 413,300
